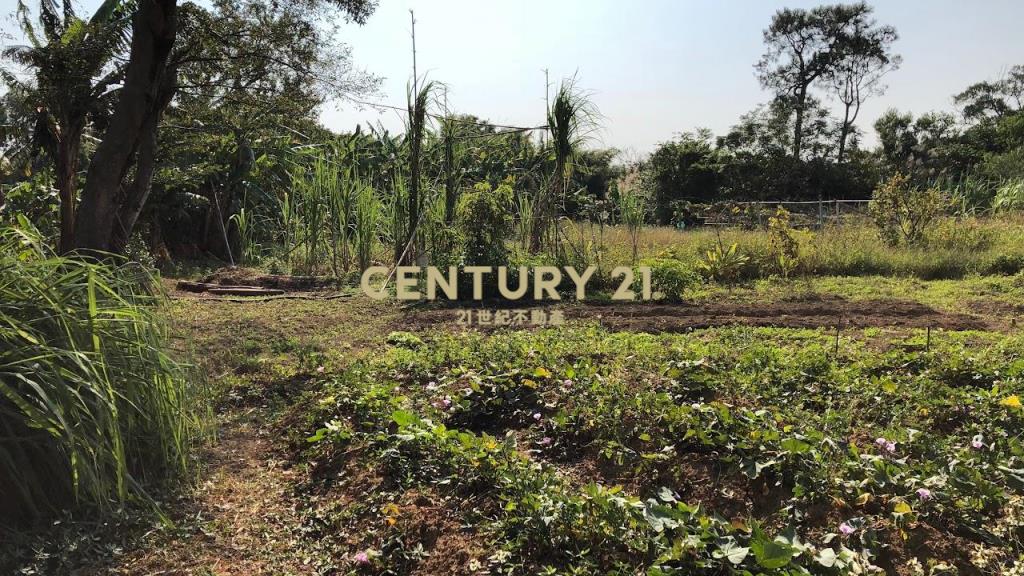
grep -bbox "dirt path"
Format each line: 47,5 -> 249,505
105,408 -> 315,576
81,294 -> 395,575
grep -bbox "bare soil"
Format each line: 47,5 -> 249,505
401,294 -> 1002,333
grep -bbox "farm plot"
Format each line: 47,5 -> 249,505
298,325 -> 1024,575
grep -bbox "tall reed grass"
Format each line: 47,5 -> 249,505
0,220 -> 208,526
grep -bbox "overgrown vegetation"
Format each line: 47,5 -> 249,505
0,221 -> 207,527
302,326 -> 1024,574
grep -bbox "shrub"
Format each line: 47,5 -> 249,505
457,181 -> 513,268
615,169 -> 650,264
639,258 -> 701,302
0,221 -> 208,526
993,179 -> 1024,212
869,173 -> 948,246
766,207 -> 803,278
697,242 -> 750,283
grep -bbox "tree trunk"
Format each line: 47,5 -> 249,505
407,125 -> 422,265
110,59 -> 177,254
837,100 -> 852,164
443,140 -> 457,225
55,134 -> 81,254
73,0 -> 177,254
792,86 -> 806,160
110,111 -> 159,253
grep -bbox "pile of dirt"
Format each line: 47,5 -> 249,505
402,295 -> 999,333
200,267 -> 337,291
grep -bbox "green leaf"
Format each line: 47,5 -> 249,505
815,547 -> 838,568
780,438 -> 812,454
391,409 -> 418,428
751,537 -> 795,569
712,540 -> 749,565
742,458 -> 778,479
724,545 -> 750,565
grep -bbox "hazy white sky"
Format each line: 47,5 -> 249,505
3,0 -> 1023,155
321,0 -> 1024,155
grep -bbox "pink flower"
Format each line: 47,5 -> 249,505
916,488 -> 932,501
539,436 -> 552,446
442,397 -> 452,408
971,435 -> 984,450
875,437 -> 887,447
532,412 -> 542,421
884,441 -> 896,454
316,366 -> 325,374
562,379 -> 573,386
353,550 -> 370,564
839,521 -> 855,535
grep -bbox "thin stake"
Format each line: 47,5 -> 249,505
926,326 -> 931,352
834,316 -> 842,359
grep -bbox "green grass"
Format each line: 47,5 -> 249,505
685,273 -> 1024,314
574,215 -> 1024,282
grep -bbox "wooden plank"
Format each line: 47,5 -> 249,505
207,287 -> 286,296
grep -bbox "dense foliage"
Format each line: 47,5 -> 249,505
2,0 -> 1023,270
0,221 -> 207,527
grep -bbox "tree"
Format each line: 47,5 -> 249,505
2,0 -> 133,253
874,108 -> 916,171
530,77 -> 597,252
825,5 -> 899,162
756,2 -> 874,160
70,0 -> 377,254
71,0 -> 179,253
646,130 -> 725,223
150,0 -> 378,258
403,80 -> 436,265
955,65 -> 1024,123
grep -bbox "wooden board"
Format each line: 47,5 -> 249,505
206,287 -> 286,296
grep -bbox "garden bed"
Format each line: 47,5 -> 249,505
400,294 -> 1000,333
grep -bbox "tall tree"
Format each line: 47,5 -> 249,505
756,3 -> 873,160
826,6 -> 899,162
874,108 -> 916,169
530,78 -> 597,252
2,0 -> 133,253
71,0 -> 376,254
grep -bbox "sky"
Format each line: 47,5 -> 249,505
3,0 -> 1024,156
320,0 -> 1024,155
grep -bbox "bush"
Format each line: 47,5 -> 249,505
638,258 -> 701,301
0,221 -> 208,526
869,173 -> 948,246
766,207 -> 805,278
457,181 -> 513,268
697,242 -> 750,283
993,179 -> 1024,212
